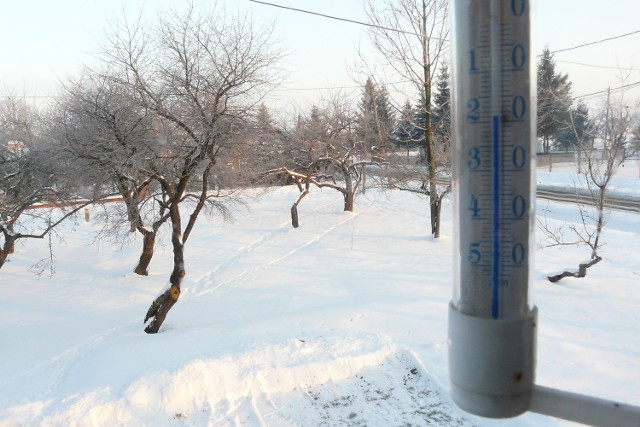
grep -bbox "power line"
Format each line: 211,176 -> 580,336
0,95 -> 56,99
557,61 -> 639,72
248,0 -> 432,39
254,0 -> 637,65
251,1 -> 638,56
575,81 -> 640,100
550,29 -> 640,54
6,11 -> 639,101
274,84 -> 362,92
274,79 -> 412,92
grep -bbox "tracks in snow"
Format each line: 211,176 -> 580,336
187,199 -> 362,297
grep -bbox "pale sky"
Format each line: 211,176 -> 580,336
1,0 -> 639,113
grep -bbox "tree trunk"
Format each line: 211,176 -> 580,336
144,202 -> 185,334
134,229 -> 156,276
0,248 -> 7,270
0,236 -> 16,270
291,204 -> 300,228
144,241 -> 184,334
344,173 -> 355,212
543,136 -> 549,154
429,181 -> 438,237
362,164 -> 367,194
420,0 -> 438,238
290,189 -> 309,228
434,188 -> 450,238
344,191 -> 354,212
143,283 -> 181,334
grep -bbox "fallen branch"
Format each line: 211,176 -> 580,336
547,256 -> 602,283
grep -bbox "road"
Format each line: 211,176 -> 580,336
536,185 -> 640,214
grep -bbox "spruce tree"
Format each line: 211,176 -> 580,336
373,86 -> 395,148
256,103 -> 274,131
537,47 -> 573,153
393,100 -> 416,151
555,99 -> 594,151
358,78 -> 395,150
432,63 -> 451,159
412,97 -> 428,164
307,105 -> 324,140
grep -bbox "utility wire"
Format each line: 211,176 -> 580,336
550,29 -> 640,54
274,84 -> 362,92
6,6 -> 638,99
251,0 -> 639,54
575,81 -> 640,99
248,0 -> 428,38
0,95 -> 55,99
557,61 -> 639,72
252,1 -> 638,56
274,79 -> 412,92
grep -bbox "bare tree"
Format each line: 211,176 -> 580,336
100,2 -> 283,333
0,95 -> 102,270
632,113 -> 640,177
52,70 -> 170,276
363,0 -> 450,237
271,95 -> 386,227
542,89 -> 637,282
226,103 -> 293,189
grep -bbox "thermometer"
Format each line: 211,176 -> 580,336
452,0 -> 535,320
448,0 -> 538,418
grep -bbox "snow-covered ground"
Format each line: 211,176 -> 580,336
537,158 -> 640,198
1,162 -> 639,426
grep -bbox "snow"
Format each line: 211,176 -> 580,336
537,158 -> 640,198
0,163 -> 639,426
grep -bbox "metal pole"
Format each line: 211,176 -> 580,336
531,385 -> 640,427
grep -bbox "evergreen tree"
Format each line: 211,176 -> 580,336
390,96 -> 428,162
256,103 -> 274,131
432,63 -> 451,158
253,103 -> 288,173
412,96 -> 428,164
306,105 -> 325,141
537,47 -> 573,153
360,78 -> 376,149
555,99 -> 594,151
374,86 -> 395,149
358,78 -> 395,150
393,100 -> 417,150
